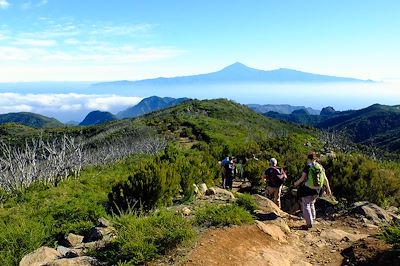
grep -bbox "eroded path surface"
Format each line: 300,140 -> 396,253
182,216 -> 378,266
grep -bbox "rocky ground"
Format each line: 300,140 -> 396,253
20,182 -> 400,266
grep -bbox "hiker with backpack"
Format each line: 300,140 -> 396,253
262,158 -> 287,209
294,152 -> 332,230
223,156 -> 236,189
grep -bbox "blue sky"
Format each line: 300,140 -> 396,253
0,0 -> 399,82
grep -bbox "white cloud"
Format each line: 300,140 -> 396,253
14,38 -> 57,47
0,93 -> 143,121
90,24 -> 152,36
0,0 -> 10,9
0,44 -> 184,64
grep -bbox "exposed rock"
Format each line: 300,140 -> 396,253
342,238 -> 400,266
66,233 -> 84,247
56,246 -> 78,258
48,256 -> 100,266
255,220 -> 287,243
84,226 -> 115,242
208,187 -> 235,199
387,206 -> 398,213
315,196 -> 338,216
193,184 -> 199,195
264,217 -> 291,234
199,183 -> 208,194
73,241 -> 107,255
97,217 -> 112,228
252,194 -> 285,217
320,229 -> 368,242
351,201 -> 392,223
19,246 -> 61,266
205,187 -> 217,195
181,207 -> 192,216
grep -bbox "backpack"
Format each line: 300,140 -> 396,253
267,167 -> 287,187
306,162 -> 325,189
224,162 -> 235,178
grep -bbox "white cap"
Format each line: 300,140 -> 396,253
270,158 -> 277,166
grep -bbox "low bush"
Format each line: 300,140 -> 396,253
93,209 -> 196,265
235,193 -> 258,213
380,221 -> 400,248
195,203 -> 254,227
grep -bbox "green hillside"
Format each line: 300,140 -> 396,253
264,104 -> 400,153
0,99 -> 399,265
0,112 -> 63,128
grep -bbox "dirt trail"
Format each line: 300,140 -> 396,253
182,216 -> 378,266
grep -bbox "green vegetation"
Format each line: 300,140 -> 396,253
79,110 -> 117,126
322,153 -> 400,206
0,99 -> 400,265
235,193 -> 258,213
93,209 -> 196,265
265,103 -> 400,154
0,112 -> 63,128
380,221 -> 400,248
195,203 -> 254,227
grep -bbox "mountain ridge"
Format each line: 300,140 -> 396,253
0,112 -> 63,128
117,96 -> 189,119
92,62 -> 373,88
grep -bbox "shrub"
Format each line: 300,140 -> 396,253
380,221 -> 400,248
195,203 -> 254,227
108,158 -> 181,213
243,159 -> 269,188
235,193 -> 258,213
0,217 -> 50,266
94,209 -> 196,265
322,153 -> 400,206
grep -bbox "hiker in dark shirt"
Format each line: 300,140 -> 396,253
223,156 -> 236,189
262,158 -> 287,209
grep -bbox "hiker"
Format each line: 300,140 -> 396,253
294,152 -> 332,229
220,156 -> 229,188
223,156 -> 236,189
262,158 -> 287,208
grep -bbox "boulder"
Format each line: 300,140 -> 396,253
65,233 -> 84,247
264,217 -> 291,234
56,246 -> 78,258
48,256 -> 100,266
205,187 -> 235,200
351,201 -> 392,223
19,246 -> 61,266
315,196 -> 338,216
205,187 -> 217,195
320,229 -> 368,242
255,221 -> 287,243
181,206 -> 192,216
84,226 -> 115,242
252,194 -> 284,217
193,184 -> 199,195
97,217 -> 112,228
199,183 -> 208,194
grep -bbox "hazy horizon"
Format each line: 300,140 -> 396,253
0,81 -> 399,122
0,1 -> 399,122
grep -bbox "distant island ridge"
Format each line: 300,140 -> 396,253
93,62 -> 374,88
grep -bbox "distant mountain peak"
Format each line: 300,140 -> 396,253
93,63 -> 374,88
220,62 -> 256,72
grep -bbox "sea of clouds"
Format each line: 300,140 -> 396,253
0,93 -> 142,122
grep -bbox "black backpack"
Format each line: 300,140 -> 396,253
224,162 -> 235,178
267,167 -> 287,187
